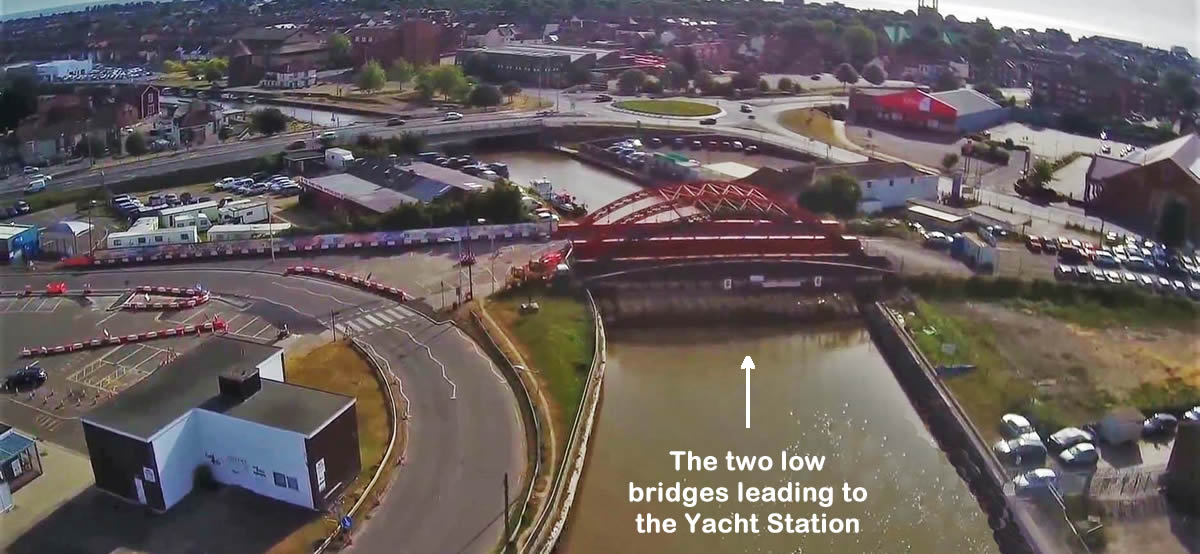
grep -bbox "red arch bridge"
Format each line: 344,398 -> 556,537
553,182 -> 892,286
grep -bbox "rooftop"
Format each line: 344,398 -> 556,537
0,223 -> 36,241
459,43 -> 617,62
930,88 -> 1005,116
813,161 -> 929,182
0,430 -> 34,462
908,204 -> 965,224
307,173 -> 414,214
83,336 -> 350,439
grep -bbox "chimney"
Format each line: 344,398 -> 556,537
217,368 -> 262,403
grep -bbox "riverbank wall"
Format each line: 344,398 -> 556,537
862,302 -> 1038,554
593,289 -> 861,327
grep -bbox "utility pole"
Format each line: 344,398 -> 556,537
502,472 -> 510,552
331,310 -> 337,341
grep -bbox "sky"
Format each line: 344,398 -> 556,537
828,0 -> 1199,52
3,0 -> 1198,53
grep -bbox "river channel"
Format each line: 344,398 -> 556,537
561,325 -> 998,554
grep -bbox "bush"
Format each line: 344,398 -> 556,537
467,84 -> 502,107
251,108 -> 288,136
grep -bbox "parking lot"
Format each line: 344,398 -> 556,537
0,294 -> 284,452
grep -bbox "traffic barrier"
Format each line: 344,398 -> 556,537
283,266 -> 411,302
20,317 -> 226,357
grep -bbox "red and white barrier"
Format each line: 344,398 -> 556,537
284,266 -> 411,302
20,319 -> 227,358
120,286 -> 212,311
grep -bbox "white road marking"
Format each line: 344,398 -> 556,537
32,298 -> 49,311
251,322 -> 276,338
455,328 -> 506,383
347,320 -> 366,332
394,328 -> 457,399
38,299 -> 62,312
275,282 -> 353,305
374,310 -> 396,324
112,345 -> 146,366
181,308 -> 209,324
363,313 -> 384,327
385,307 -> 410,321
16,297 -> 36,311
357,339 -> 411,419
233,317 -> 260,334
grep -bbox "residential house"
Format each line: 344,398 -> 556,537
261,63 -> 318,89
227,26 -> 329,87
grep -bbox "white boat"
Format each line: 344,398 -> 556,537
531,177 -> 552,197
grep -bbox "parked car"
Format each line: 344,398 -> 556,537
740,104 -> 753,113
1048,427 -> 1095,449
1143,413 -> 1179,437
386,117 -> 406,126
691,140 -> 702,150
1058,443 -> 1099,466
24,179 -> 46,194
1012,468 -> 1058,493
992,437 -> 1047,465
1058,246 -> 1085,264
594,94 -> 612,102
1026,236 -> 1042,252
745,145 -> 759,154
14,200 -> 31,214
923,232 -> 953,249
1184,406 -> 1200,422
3,364 -> 47,392
1001,413 -> 1035,438
1054,265 -> 1073,280
699,118 -> 717,125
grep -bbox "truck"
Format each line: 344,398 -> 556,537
325,147 -> 354,169
960,233 -> 996,270
218,199 -> 269,224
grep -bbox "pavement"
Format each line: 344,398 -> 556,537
0,440 -> 95,550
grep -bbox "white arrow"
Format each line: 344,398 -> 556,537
741,355 -> 755,429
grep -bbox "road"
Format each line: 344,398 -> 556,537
0,264 -> 526,554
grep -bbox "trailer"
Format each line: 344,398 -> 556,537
960,233 -> 996,270
218,199 -> 269,224
207,223 -> 292,242
157,201 -> 219,229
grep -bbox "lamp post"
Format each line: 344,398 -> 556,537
86,200 -> 97,255
465,217 -> 486,301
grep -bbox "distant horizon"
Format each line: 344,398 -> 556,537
3,0 -> 1196,53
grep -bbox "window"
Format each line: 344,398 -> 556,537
274,472 -> 288,487
181,234 -> 189,240
138,237 -> 147,244
286,476 -> 299,490
155,236 -> 163,243
113,239 -> 122,246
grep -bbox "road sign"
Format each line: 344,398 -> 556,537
340,515 -> 353,531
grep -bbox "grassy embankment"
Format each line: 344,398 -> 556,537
268,341 -> 395,553
778,107 -> 841,145
902,276 -> 1199,439
613,99 -> 720,117
486,288 -> 594,445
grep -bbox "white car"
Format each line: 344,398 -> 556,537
25,179 -> 46,193
1001,413 -> 1034,438
215,177 -> 237,190
1059,443 -> 1099,466
1184,406 -> 1200,422
1012,468 -> 1058,493
443,112 -> 464,121
1048,427 -> 1094,449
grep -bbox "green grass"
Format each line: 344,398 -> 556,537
778,107 -> 840,145
613,99 -> 720,117
488,289 -> 594,438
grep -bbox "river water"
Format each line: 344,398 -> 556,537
478,150 -> 644,214
561,325 -> 998,554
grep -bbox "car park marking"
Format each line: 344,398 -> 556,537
250,323 -> 277,339
232,317 -> 260,334
35,414 -> 64,431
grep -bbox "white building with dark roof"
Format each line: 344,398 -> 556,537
80,336 -> 359,513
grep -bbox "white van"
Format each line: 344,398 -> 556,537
25,179 -> 46,194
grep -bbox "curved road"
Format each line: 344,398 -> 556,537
0,266 -> 526,554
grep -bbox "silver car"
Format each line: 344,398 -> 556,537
1059,443 -> 1099,466
1048,427 -> 1094,449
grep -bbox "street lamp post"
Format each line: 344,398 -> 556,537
87,200 -> 97,255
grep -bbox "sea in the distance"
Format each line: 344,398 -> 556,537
3,0 -> 1196,53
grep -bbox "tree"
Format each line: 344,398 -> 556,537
617,69 -> 646,94
862,63 -> 887,85
567,64 -> 592,86
940,153 -> 959,173
834,63 -> 859,90
757,78 -> 770,93
203,65 -> 223,82
973,82 -> 1003,102
1028,158 -> 1055,189
934,70 -> 961,92
731,70 -> 760,90
421,64 -> 469,100
387,59 -> 417,89
74,135 -> 106,158
163,60 -> 185,73
328,33 -> 352,67
642,78 -> 663,94
356,59 -> 387,93
662,61 -> 687,91
251,108 -> 288,136
124,132 -> 148,156
500,80 -> 522,101
799,173 -> 861,218
680,48 -> 700,78
0,76 -> 38,133
843,25 -> 878,66
778,77 -> 795,92
695,71 -> 715,93
468,84 -> 502,107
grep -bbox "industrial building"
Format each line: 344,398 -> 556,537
0,223 -> 40,264
848,87 -> 1009,134
106,218 -> 198,249
809,161 -> 939,213
35,59 -> 93,81
81,336 -> 360,513
455,43 -> 620,87
305,159 -> 491,216
1084,132 -> 1200,244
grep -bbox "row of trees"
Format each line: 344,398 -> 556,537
163,58 -> 229,82
354,59 -> 520,108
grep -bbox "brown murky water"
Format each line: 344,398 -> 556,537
561,325 -> 998,554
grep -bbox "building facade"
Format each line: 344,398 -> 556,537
848,87 -> 1008,134
0,224 -> 40,264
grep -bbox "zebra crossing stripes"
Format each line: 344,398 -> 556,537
35,414 -> 64,431
336,306 -> 415,336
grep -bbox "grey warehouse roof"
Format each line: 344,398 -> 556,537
930,88 -> 1004,117
84,336 -> 351,439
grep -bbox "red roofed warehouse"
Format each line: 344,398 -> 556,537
848,87 -> 1009,134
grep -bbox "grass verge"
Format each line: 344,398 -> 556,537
486,288 -> 593,444
778,107 -> 840,145
268,340 -> 395,554
613,99 -> 719,117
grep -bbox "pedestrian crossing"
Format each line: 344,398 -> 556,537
335,305 -> 419,337
35,414 -> 64,432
